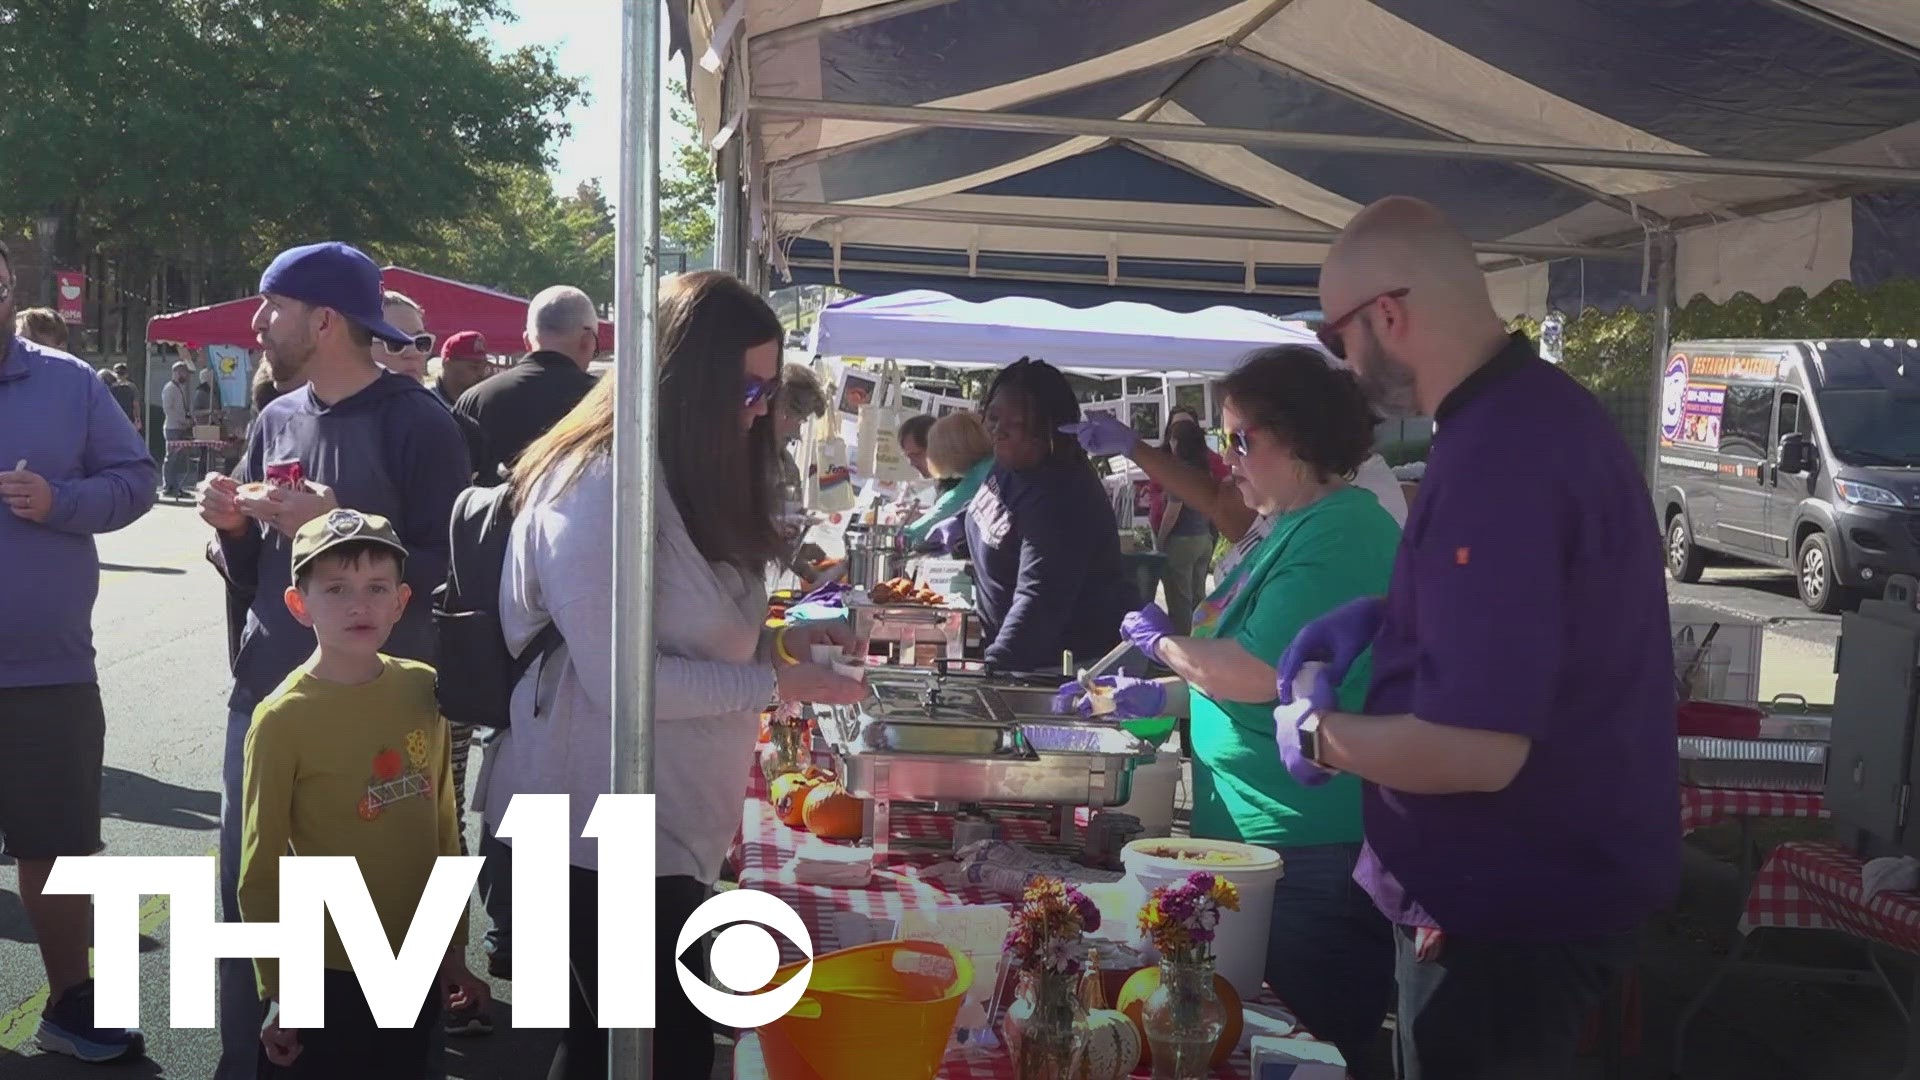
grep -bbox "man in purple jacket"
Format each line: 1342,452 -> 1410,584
0,241 -> 159,1062
196,242 -> 469,1078
1276,198 -> 1679,1079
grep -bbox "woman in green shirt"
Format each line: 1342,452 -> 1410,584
1060,347 -> 1401,1076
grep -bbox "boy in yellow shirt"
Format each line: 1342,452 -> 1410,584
238,509 -> 488,1077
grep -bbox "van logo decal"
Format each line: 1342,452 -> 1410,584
1660,355 -> 1689,443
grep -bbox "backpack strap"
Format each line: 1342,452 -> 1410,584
512,622 -> 566,718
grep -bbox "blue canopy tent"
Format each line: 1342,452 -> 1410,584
670,0 -> 1920,320
667,0 -> 1920,478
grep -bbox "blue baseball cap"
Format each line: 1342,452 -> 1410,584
258,242 -> 411,347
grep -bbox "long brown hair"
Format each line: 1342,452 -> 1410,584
660,271 -> 785,569
508,272 -> 785,571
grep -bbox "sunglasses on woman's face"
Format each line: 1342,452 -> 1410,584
744,374 -> 778,409
384,333 -> 436,355
1228,430 -> 1254,457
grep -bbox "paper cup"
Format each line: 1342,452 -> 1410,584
1086,684 -> 1117,717
810,644 -> 838,665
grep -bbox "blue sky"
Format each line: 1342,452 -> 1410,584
492,1 -> 690,194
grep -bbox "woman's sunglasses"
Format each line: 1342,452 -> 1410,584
744,375 -> 779,409
384,333 -> 436,355
1229,430 -> 1253,457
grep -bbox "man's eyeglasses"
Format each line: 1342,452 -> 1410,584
744,375 -> 778,409
1317,287 -> 1410,360
0,282 -> 11,304
384,333 -> 436,355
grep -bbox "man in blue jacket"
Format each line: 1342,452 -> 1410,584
0,241 -> 159,1062
196,242 -> 470,1079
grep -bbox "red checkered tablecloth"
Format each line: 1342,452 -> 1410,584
730,761 -> 1301,1079
1738,840 -> 1920,954
1680,786 -> 1827,835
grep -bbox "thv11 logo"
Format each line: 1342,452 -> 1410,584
46,794 -> 813,1030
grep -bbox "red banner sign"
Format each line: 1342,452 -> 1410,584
55,270 -> 84,324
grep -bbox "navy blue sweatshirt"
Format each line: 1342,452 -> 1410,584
218,371 -> 468,714
964,455 -> 1138,673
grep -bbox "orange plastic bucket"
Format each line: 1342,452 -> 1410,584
758,940 -> 972,1080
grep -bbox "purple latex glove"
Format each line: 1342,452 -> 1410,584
1275,661 -> 1337,787
1058,415 -> 1140,458
799,580 -> 852,607
1276,596 -> 1386,705
1051,676 -> 1167,719
1120,605 -> 1174,664
919,517 -> 965,554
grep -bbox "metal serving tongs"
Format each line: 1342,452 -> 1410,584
1057,639 -> 1137,715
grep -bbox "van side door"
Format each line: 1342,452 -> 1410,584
1765,387 -> 1814,559
1714,381 -> 1777,561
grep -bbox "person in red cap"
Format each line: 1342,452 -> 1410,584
434,330 -> 494,408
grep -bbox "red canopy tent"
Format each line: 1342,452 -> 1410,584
145,266 -> 614,355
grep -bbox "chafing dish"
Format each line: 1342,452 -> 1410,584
818,667 -> 1150,856
1678,736 -> 1827,792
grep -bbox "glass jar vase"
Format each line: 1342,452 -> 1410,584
760,710 -> 812,782
1003,970 -> 1090,1080
1141,957 -> 1227,1080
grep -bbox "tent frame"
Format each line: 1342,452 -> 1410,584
777,199 -> 1639,262
749,95 -> 1920,188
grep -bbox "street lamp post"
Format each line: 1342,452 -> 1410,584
35,212 -> 60,307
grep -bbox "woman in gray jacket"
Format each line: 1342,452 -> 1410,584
477,272 -> 864,1079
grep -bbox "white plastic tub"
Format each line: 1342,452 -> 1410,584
1118,837 -> 1285,998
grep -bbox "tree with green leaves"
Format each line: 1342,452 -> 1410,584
1,0 -> 581,339
385,169 -> 615,305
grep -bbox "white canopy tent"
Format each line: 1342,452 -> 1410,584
808,289 -> 1323,376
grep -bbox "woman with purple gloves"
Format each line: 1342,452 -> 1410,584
1055,347 -> 1403,1076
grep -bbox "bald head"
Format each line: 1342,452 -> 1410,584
527,285 -> 600,368
1318,197 -> 1512,418
1321,197 -> 1493,321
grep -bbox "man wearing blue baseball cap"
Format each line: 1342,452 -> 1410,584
194,242 -> 470,1079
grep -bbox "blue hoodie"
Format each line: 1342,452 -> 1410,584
0,337 -> 159,689
964,454 -> 1138,672
219,370 -> 468,714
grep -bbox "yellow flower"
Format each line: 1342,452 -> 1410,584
405,730 -> 429,770
1211,877 -> 1240,911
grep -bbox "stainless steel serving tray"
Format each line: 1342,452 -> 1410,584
1678,736 -> 1827,792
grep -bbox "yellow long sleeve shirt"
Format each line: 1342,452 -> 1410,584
237,656 -> 467,999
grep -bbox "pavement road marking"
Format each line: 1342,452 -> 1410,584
0,845 -> 217,1055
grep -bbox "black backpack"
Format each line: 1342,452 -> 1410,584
433,484 -> 561,730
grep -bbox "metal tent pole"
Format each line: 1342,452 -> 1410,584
1644,229 -> 1678,500
714,66 -> 744,273
612,0 -> 661,1075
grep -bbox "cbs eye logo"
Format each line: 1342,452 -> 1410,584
678,888 -> 815,1028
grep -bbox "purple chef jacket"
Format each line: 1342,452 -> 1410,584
1355,333 -> 1680,941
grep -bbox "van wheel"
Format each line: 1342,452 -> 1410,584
1667,513 -> 1705,584
1797,532 -> 1847,614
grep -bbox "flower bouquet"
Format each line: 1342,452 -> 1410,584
1001,877 -> 1101,1079
1136,871 -> 1240,1079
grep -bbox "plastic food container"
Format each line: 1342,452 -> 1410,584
759,941 -> 973,1080
1119,837 -> 1285,998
